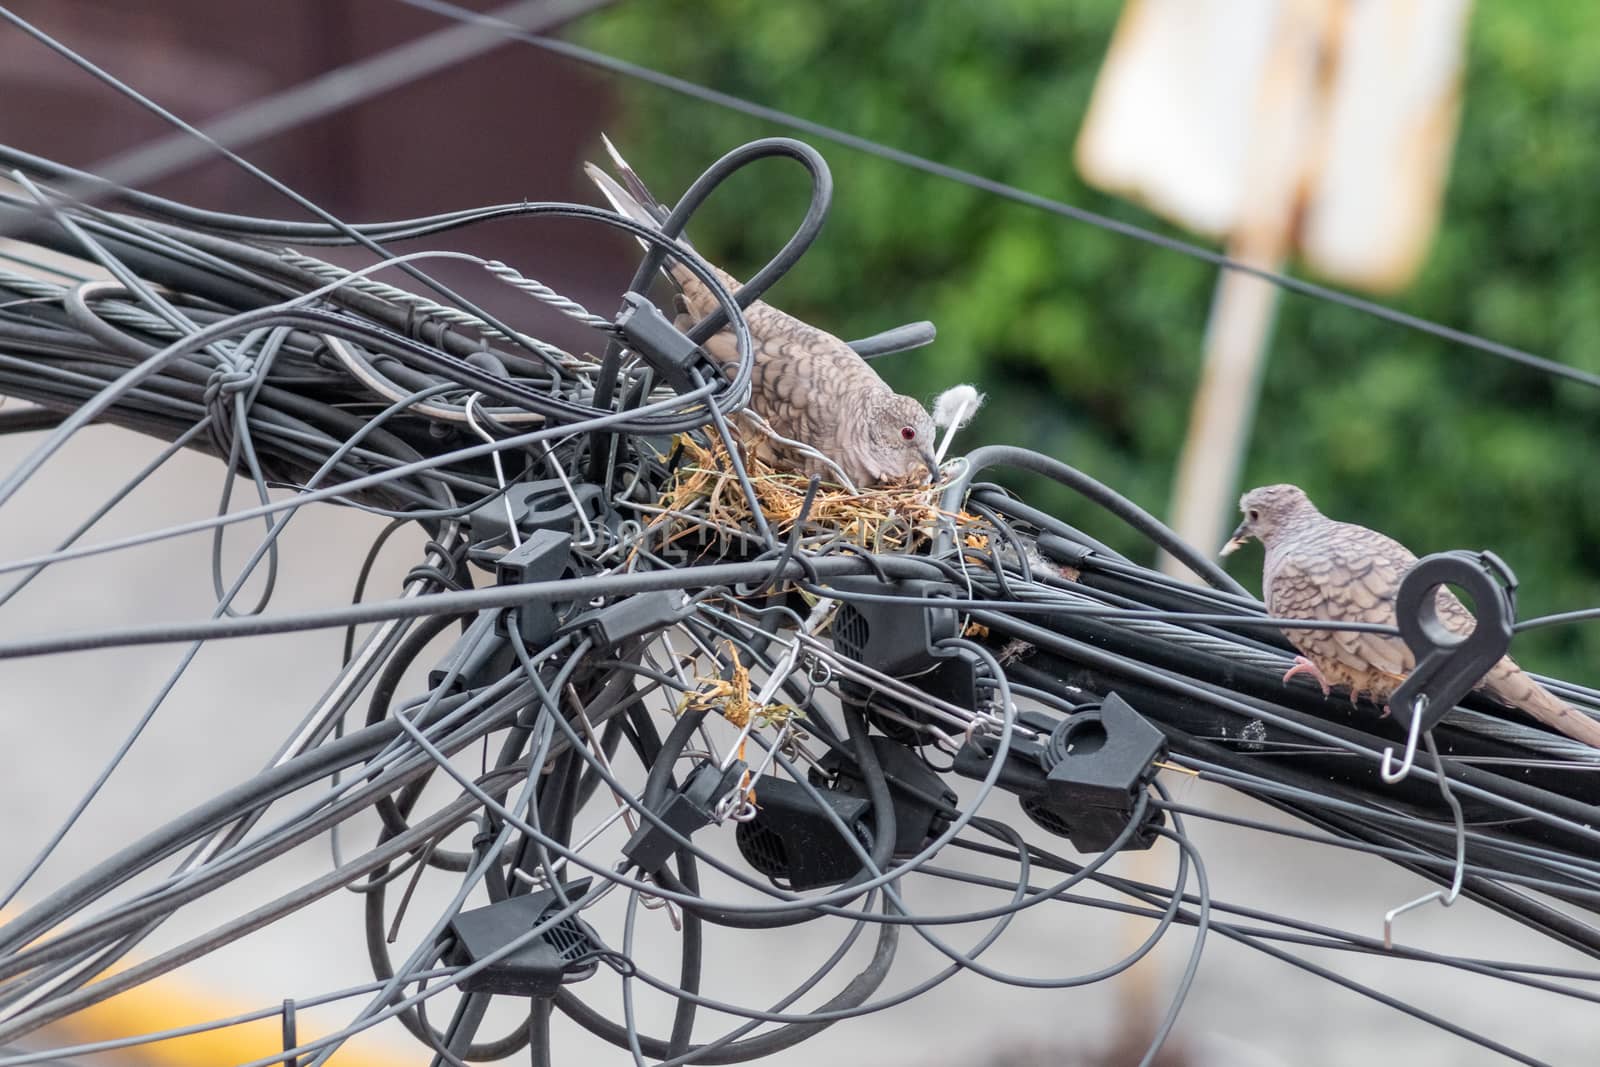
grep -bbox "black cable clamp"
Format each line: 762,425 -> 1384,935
465,527 -> 574,649
734,735 -> 957,890
428,621 -> 514,697
560,589 -> 687,651
623,758 -> 749,874
430,530 -> 573,692
735,777 -> 872,890
1382,551 -> 1516,782
444,878 -> 603,998
825,577 -> 978,743
615,292 -> 717,394
815,735 -> 956,854
466,477 -> 611,549
953,693 -> 1167,853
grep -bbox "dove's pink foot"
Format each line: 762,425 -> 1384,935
1282,656 -> 1331,697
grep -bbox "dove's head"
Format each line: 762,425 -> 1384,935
1222,484 -> 1319,556
861,393 -> 939,485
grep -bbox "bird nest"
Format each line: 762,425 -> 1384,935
645,433 -> 977,559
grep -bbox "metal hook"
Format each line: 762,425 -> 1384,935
740,720 -> 795,800
464,393 -> 519,550
1384,732 -> 1466,948
1380,551 -> 1516,784
713,788 -> 746,822
638,875 -> 682,931
539,434 -> 600,548
1380,694 -> 1428,783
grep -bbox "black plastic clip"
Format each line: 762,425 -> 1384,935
560,589 -> 686,651
467,528 -> 572,647
622,758 -> 747,874
952,694 -> 1166,854
430,531 -> 572,690
467,478 -> 608,548
444,878 -> 601,997
825,577 -> 977,743
1040,693 -> 1167,853
491,528 -> 572,586
429,616 -> 514,696
1383,550 -> 1516,782
735,777 -> 871,890
814,735 -> 956,855
615,292 -> 711,393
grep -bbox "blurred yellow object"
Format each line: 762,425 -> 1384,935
1,902 -> 406,1067
1076,0 -> 1471,292
47,976 -> 404,1067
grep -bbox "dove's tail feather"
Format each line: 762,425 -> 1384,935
598,134 -> 672,225
583,164 -> 660,240
584,135 -> 704,295
1484,658 -> 1600,748
584,138 -> 751,329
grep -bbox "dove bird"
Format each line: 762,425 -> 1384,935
1222,483 -> 1600,748
585,139 -> 939,488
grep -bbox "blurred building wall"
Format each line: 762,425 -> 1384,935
0,0 -> 637,349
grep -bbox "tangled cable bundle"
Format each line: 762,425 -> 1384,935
7,127 -> 1600,1067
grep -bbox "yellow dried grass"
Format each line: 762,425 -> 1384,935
652,433 -> 980,555
678,643 -> 800,730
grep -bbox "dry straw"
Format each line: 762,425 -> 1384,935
650,433 -> 987,556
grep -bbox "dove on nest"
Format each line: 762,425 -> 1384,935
585,137 -> 940,489
1223,483 -> 1600,748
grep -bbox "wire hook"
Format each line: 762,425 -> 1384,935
539,434 -> 600,548
1384,732 -> 1466,948
1380,694 -> 1428,784
464,392 -> 519,549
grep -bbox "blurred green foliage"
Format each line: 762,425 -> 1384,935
578,2 -> 1600,680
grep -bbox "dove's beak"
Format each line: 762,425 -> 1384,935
1220,520 -> 1250,557
920,446 -> 941,484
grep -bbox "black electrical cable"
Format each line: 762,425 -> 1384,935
0,554 -> 949,660
944,445 -> 1247,595
365,609 -> 478,866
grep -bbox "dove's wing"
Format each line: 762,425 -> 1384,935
1267,520 -> 1418,688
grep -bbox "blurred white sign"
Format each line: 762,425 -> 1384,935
1076,0 -> 1471,292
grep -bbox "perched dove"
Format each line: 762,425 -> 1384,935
585,139 -> 939,488
1222,483 -> 1600,748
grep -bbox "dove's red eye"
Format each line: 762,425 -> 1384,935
899,426 -> 916,441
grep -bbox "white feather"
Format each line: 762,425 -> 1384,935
933,384 -> 983,429
932,384 -> 983,464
